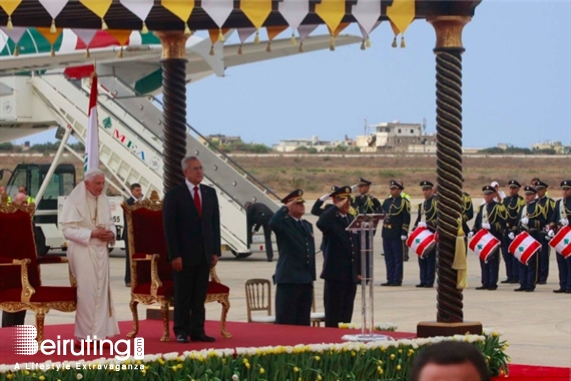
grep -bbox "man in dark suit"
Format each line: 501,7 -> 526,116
123,183 -> 143,287
245,202 -> 274,262
269,189 -> 316,326
317,186 -> 361,328
163,156 -> 221,343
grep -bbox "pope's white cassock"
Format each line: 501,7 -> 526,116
60,180 -> 120,340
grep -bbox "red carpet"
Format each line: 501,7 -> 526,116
1,320 -> 569,380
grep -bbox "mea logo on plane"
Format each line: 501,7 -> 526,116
14,325 -> 144,360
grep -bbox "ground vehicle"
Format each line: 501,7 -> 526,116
0,163 -> 124,255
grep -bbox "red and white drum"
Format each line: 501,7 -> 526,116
469,229 -> 500,263
549,226 -> 571,258
509,231 -> 541,265
406,227 -> 436,258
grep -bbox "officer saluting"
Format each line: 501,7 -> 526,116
413,181 -> 438,288
269,189 -> 316,326
381,180 -> 410,287
317,186 -> 361,327
547,180 -> 571,294
501,180 -> 525,284
512,186 -> 545,292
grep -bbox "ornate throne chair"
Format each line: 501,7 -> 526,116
0,199 -> 76,343
122,191 -> 231,342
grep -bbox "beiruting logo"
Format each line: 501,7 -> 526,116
14,325 -> 144,361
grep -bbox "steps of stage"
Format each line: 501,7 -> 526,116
146,306 -> 174,320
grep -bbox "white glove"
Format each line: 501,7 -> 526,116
319,193 -> 330,202
400,235 -> 407,241
560,219 -> 569,227
418,221 -> 427,228
351,184 -> 359,192
521,217 -> 529,226
508,232 -> 515,240
468,231 -> 474,238
548,229 -> 555,238
482,222 -> 491,230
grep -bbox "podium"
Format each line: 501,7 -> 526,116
341,213 -> 394,342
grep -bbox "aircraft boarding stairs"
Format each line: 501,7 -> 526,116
30,73 -> 280,258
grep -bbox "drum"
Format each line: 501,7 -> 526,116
468,229 -> 500,263
508,231 -> 541,265
406,227 -> 436,258
549,226 -> 571,258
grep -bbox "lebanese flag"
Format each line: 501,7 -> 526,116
549,226 -> 571,258
509,232 -> 541,265
406,227 -> 436,258
84,73 -> 99,173
468,229 -> 500,263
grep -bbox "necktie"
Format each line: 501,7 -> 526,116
298,220 -> 306,233
193,186 -> 202,216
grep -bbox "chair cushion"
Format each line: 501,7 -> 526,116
132,280 -> 174,297
0,286 -> 76,303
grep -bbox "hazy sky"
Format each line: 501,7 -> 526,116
18,1 -> 571,149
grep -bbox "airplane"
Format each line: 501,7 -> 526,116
0,28 -> 361,142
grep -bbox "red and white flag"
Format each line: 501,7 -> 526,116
469,229 -> 500,263
549,226 -> 571,258
509,231 -> 541,265
406,227 -> 436,258
84,72 -> 99,173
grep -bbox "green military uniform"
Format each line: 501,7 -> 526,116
413,180 -> 438,287
500,180 -> 525,284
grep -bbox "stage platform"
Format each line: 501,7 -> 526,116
0,320 -> 569,380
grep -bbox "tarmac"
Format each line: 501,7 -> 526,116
20,201 -> 571,369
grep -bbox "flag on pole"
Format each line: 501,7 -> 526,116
84,72 -> 99,174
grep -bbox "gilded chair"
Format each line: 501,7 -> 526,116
0,200 -> 76,343
122,191 -> 231,342
244,278 -> 275,323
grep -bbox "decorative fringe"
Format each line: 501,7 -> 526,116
209,45 -> 214,56
391,35 -> 397,48
101,18 -> 108,30
254,30 -> 260,44
218,29 -> 225,42
85,47 -> 90,58
366,37 -> 371,48
50,46 -> 55,57
329,35 -> 335,51
360,40 -> 365,50
117,46 -> 124,58
7,16 -> 13,30
50,19 -> 56,33
13,45 -> 19,57
237,44 -> 243,55
141,21 -> 149,34
400,35 -> 406,48
452,220 -> 468,290
298,42 -> 304,53
184,23 -> 191,35
266,42 -> 271,53
290,32 -> 296,46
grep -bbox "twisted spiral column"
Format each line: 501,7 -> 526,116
156,32 -> 189,193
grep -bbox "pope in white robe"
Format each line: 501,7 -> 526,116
60,168 -> 120,340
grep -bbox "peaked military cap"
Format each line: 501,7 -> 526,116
508,179 -> 521,188
524,186 -> 537,195
561,180 -> 571,189
419,180 -> 434,190
482,185 -> 496,195
329,185 -> 340,197
358,178 -> 372,186
389,180 -> 404,190
330,185 -> 352,199
281,189 -> 305,204
534,180 -> 548,189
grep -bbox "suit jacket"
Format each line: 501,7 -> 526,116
163,183 -> 221,265
317,206 -> 361,283
269,206 -> 316,284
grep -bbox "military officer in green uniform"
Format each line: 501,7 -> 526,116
501,180 -> 525,284
381,180 -> 410,287
413,181 -> 438,288
534,180 -> 556,283
269,189 -> 316,326
547,180 -> 571,294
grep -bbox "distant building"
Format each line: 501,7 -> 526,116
531,140 -> 564,154
272,136 -> 352,153
355,121 -> 437,153
202,134 -> 242,145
